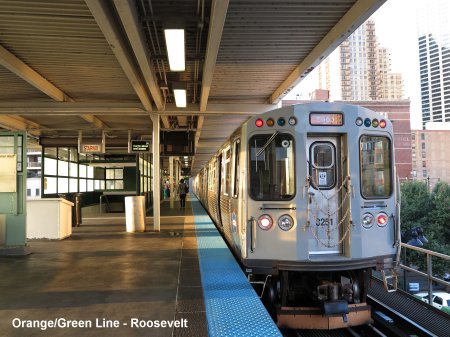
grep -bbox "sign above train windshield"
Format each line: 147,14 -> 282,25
310,113 -> 343,126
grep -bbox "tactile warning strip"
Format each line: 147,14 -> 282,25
191,197 -> 282,337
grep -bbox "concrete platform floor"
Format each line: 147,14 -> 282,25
0,195 -> 208,337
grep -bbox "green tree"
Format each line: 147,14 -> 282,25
429,182 -> 450,249
400,181 -> 432,232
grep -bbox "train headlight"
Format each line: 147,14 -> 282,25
379,119 -> 387,128
362,213 -> 374,228
258,214 -> 273,230
376,212 -> 388,227
355,117 -> 363,126
372,119 -> 379,127
278,214 -> 294,231
255,118 -> 264,127
288,116 -> 297,126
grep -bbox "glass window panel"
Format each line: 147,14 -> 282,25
79,164 -> 87,178
310,143 -> 335,189
116,180 -> 124,190
249,133 -> 295,200
87,179 -> 94,191
69,148 -> 78,162
58,147 -> 69,161
80,179 -> 87,192
233,141 -> 240,198
360,136 -> 392,198
0,147 -> 14,154
44,147 -> 57,159
44,158 -> 57,175
87,166 -> 94,178
106,169 -> 114,179
58,160 -> 69,176
94,180 -> 104,190
44,177 -> 57,194
106,180 -> 115,190
0,136 -> 14,146
69,178 -> 78,192
115,169 -> 123,179
58,178 -> 68,193
69,162 -> 78,177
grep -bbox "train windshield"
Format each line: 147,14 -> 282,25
249,133 -> 295,200
360,136 -> 392,198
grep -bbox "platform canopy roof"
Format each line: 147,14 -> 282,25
0,0 -> 386,174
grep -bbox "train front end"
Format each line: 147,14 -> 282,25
241,103 -> 400,329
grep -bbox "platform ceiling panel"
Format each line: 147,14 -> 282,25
0,0 -> 138,102
209,0 -> 356,103
0,67 -> 51,101
24,115 -> 93,131
0,0 -> 386,174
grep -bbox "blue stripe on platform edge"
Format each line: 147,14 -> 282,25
191,197 -> 282,337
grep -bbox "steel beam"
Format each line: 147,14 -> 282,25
85,0 -> 154,112
113,0 -> 164,110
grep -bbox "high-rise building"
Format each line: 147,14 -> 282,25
411,127 -> 450,190
318,20 -> 403,102
417,0 -> 450,129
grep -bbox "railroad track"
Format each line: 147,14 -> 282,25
281,294 -> 437,337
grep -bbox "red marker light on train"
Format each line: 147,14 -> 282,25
266,118 -> 275,127
255,118 -> 264,127
258,214 -> 273,230
377,213 -> 388,227
379,119 -> 387,128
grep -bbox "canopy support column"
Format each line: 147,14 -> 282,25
151,114 -> 160,232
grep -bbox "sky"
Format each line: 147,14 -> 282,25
285,0 -> 423,129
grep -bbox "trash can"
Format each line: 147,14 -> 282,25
125,196 -> 145,232
72,193 -> 82,227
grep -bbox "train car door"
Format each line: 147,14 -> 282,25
306,136 -> 342,255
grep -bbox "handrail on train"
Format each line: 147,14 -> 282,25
398,243 -> 450,305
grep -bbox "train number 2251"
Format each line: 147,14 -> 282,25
315,218 -> 333,227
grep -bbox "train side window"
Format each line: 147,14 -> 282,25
222,146 -> 231,195
208,160 -> 215,191
360,136 -> 392,198
309,142 -> 336,189
249,133 -> 295,201
232,140 -> 240,198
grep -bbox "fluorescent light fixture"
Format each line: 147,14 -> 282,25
164,29 -> 185,71
174,89 -> 187,108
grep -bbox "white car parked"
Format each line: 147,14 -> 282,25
415,291 -> 450,310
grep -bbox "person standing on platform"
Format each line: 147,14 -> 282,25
178,178 -> 188,208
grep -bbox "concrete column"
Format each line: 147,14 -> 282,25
151,114 -> 160,232
169,156 -> 174,208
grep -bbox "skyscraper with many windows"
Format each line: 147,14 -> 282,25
418,0 -> 450,128
317,20 -> 403,101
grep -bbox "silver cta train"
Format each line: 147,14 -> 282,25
193,103 -> 401,329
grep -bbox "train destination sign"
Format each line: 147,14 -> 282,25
310,113 -> 343,126
131,140 -> 150,152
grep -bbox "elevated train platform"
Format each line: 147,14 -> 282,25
0,194 -> 279,337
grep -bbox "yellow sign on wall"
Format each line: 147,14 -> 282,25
0,154 -> 17,192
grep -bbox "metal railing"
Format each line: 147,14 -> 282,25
399,242 -> 450,306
